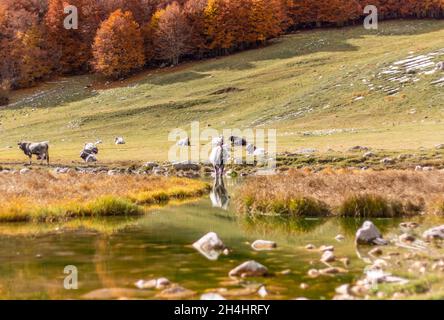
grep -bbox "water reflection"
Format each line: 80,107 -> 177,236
210,176 -> 230,210
241,215 -> 328,236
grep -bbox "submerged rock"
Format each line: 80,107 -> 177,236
319,267 -> 348,275
157,285 -> 196,299
83,288 -> 152,300
135,277 -> 170,290
335,234 -> 345,241
300,283 -> 309,290
369,247 -> 383,256
251,240 -> 277,251
305,244 -> 316,250
307,269 -> 319,278
229,260 -> 268,278
423,225 -> 444,241
400,222 -> 419,229
356,221 -> 388,245
319,245 -> 335,252
399,233 -> 415,243
364,270 -> 409,286
257,286 -> 268,298
200,293 -> 226,300
192,232 -> 226,261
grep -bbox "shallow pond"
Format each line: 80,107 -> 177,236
0,179 -> 443,300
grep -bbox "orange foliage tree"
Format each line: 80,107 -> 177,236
92,10 -> 145,78
152,2 -> 192,65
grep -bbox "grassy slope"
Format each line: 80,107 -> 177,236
1,20 -> 443,164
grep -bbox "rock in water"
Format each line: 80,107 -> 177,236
399,233 -> 415,243
355,221 -> 388,245
251,240 -> 277,251
192,232 -> 226,261
229,260 -> 268,278
320,250 -> 336,263
200,293 -> 226,300
135,277 -> 170,290
257,286 -> 268,298
335,234 -> 345,241
156,286 -> 196,299
365,270 -> 409,286
369,247 -> 383,256
423,225 -> 444,241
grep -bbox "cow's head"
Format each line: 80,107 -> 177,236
17,142 -> 28,152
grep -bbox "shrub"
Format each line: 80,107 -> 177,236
337,194 -> 404,218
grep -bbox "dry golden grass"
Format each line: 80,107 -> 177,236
235,169 -> 444,217
0,171 -> 210,223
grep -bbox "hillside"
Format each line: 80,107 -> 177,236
1,20 -> 444,164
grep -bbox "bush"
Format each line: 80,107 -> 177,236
337,194 -> 404,218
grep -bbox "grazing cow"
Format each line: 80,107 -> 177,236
115,137 -> 125,145
209,137 -> 229,177
246,143 -> 265,156
177,137 -> 191,147
18,141 -> 49,165
80,142 -> 99,163
229,135 -> 248,147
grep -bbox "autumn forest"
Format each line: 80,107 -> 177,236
0,0 -> 443,97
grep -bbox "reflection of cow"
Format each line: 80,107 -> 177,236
210,175 -> 230,210
18,141 -> 49,165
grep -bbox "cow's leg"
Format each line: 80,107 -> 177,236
29,155 -> 32,165
46,152 -> 50,165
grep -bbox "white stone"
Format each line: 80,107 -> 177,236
356,221 -> 388,245
192,232 -> 226,261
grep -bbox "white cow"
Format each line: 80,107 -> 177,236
115,137 -> 125,145
209,137 -> 229,177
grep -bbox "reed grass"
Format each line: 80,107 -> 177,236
235,169 -> 444,217
0,171 -> 210,223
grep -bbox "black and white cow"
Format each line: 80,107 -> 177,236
80,142 -> 99,162
18,141 -> 50,165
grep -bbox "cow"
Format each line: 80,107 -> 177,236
18,141 -> 49,165
209,136 -> 229,178
177,137 -> 191,147
229,135 -> 248,147
115,137 -> 125,145
80,142 -> 99,163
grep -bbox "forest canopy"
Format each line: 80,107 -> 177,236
0,0 -> 443,91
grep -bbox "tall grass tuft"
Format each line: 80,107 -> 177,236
0,171 -> 210,223
235,169 -> 444,217
337,194 -> 404,218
